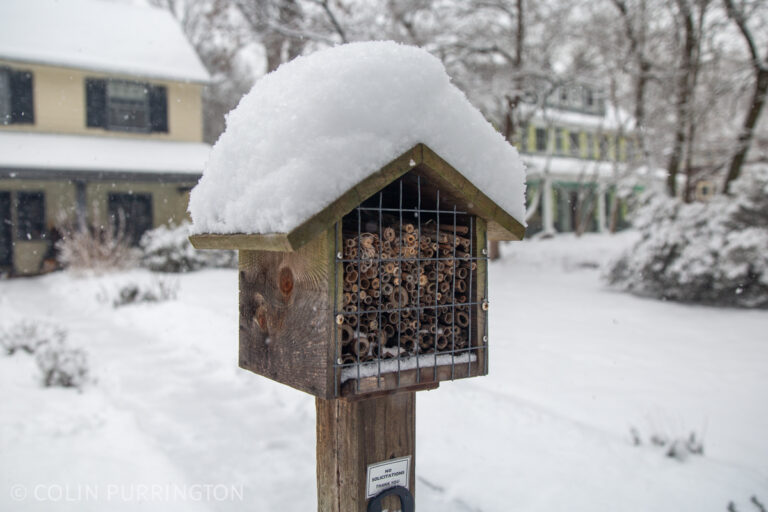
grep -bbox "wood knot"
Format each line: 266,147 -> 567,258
255,309 -> 268,331
279,266 -> 294,296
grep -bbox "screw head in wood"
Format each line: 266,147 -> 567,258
481,248 -> 488,255
481,300 -> 489,311
337,251 -> 343,260
335,314 -> 344,325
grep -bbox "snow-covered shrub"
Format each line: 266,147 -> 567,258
607,166 -> 768,308
630,427 -> 704,462
35,339 -> 89,389
139,222 -> 236,272
56,213 -> 138,273
0,320 -> 66,356
105,277 -> 179,308
1,320 -> 89,389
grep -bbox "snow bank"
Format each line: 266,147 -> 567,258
189,41 -> 526,235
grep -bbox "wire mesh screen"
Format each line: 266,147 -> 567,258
333,173 -> 489,396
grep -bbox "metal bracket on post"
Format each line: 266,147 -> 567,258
367,485 -> 414,512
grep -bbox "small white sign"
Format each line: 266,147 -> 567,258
366,455 -> 411,499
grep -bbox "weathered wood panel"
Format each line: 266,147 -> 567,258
238,229 -> 334,398
474,217 -> 488,377
317,392 -> 416,512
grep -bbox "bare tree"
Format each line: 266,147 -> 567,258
721,0 -> 768,193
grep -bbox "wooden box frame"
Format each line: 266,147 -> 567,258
190,144 -> 525,399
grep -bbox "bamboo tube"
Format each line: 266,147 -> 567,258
439,224 -> 469,235
436,335 -> 449,351
456,267 -> 468,280
456,280 -> 466,293
352,336 -> 370,358
344,269 -> 359,284
341,354 -> 356,365
340,325 -> 355,346
401,335 -> 417,353
383,227 -> 396,242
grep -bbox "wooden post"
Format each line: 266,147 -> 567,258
316,392 -> 416,512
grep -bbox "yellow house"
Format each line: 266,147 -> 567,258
0,0 -> 210,276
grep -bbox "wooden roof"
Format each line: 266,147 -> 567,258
190,143 -> 525,252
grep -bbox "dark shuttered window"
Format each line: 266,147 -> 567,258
17,192 -> 46,240
149,85 -> 168,132
86,78 -> 107,128
0,67 -> 34,125
108,193 -> 153,246
86,79 -> 168,133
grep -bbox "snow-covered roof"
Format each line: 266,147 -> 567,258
0,0 -> 210,84
0,131 -> 210,175
189,42 -> 526,238
524,155 -> 623,180
522,104 -> 635,131
523,154 -> 668,182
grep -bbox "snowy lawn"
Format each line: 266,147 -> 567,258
1,232 -> 766,511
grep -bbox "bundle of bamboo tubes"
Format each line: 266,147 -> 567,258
339,221 -> 475,364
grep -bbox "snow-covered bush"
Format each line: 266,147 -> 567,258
139,222 -> 236,272
1,320 -> 89,389
607,166 -> 768,308
35,339 -> 89,389
0,320 -> 66,356
103,277 -> 179,308
56,214 -> 138,273
630,427 -> 704,462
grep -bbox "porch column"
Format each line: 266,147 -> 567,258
597,184 -> 607,233
542,176 -> 555,234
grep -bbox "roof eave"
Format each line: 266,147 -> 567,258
189,143 -> 525,252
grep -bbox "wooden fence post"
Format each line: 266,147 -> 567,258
316,392 -> 416,512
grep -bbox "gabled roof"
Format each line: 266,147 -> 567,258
0,0 -> 209,84
188,42 -> 527,245
190,143 -> 525,251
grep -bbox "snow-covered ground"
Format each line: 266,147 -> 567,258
1,232 -> 766,511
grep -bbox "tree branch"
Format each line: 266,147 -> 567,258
722,0 -> 763,71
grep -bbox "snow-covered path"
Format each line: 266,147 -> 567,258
1,234 -> 767,511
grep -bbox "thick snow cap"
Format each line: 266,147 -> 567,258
189,41 -> 526,235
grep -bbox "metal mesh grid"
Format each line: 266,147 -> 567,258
333,174 -> 489,396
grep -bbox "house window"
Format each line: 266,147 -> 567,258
585,88 -> 594,109
569,132 -> 581,157
599,135 -> 613,160
586,133 -> 595,159
535,127 -> 547,153
86,79 -> 168,133
16,192 -> 45,240
555,128 -> 565,155
108,193 -> 153,246
627,139 -> 637,162
520,124 -> 529,153
0,67 -> 34,125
